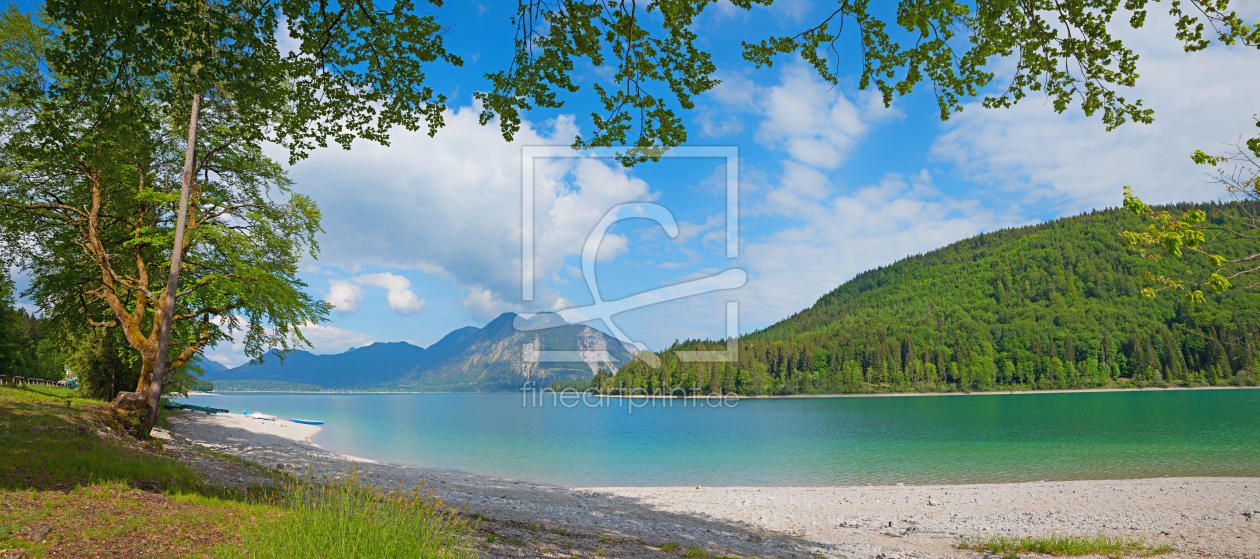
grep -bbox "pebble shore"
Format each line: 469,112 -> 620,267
165,409 -> 1260,558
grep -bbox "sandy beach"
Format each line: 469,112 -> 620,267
165,409 -> 1260,558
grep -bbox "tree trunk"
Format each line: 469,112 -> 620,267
143,92 -> 201,435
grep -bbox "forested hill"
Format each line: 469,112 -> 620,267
599,203 -> 1260,395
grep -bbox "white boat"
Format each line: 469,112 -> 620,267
247,412 -> 277,421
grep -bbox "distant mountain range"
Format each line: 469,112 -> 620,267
205,312 -> 634,391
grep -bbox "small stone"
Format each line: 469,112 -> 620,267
29,526 -> 52,542
928,499 -> 941,506
746,534 -> 763,543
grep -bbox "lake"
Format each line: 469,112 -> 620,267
177,388 -> 1260,487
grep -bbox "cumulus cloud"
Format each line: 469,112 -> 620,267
755,65 -> 902,168
201,321 -> 377,367
355,272 -> 426,315
279,107 -> 657,322
610,170 -> 1020,349
929,15 -> 1260,213
459,286 -> 511,320
325,280 -> 363,313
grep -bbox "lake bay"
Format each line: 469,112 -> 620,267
178,388 -> 1260,487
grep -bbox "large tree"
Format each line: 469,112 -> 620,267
1,7 -> 328,431
13,0 -> 464,432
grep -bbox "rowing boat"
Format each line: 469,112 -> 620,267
291,419 -> 324,425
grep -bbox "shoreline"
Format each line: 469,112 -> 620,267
165,409 -> 1260,559
199,384 -> 1259,398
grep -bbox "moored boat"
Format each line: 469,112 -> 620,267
291,419 -> 323,425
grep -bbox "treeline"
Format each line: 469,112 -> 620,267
0,275 -> 63,380
598,203 -> 1260,395
1,272 -> 217,398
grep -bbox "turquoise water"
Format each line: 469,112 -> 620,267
177,389 -> 1260,487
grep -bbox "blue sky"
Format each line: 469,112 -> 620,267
11,1 -> 1260,367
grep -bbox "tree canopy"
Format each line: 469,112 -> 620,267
0,6 -> 329,431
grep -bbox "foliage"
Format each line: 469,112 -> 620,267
0,8 -> 329,405
44,0 -> 462,164
222,464 -> 476,559
1122,118 -> 1260,302
479,0 -> 769,164
547,380 -> 591,392
0,271 -> 28,376
957,533 -> 1174,558
0,270 -> 64,380
214,379 -> 323,392
745,0 -> 1257,131
485,0 -> 1258,160
186,376 -> 214,392
602,204 -> 1260,395
65,328 -> 142,400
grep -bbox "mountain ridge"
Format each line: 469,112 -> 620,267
600,202 -> 1260,395
206,313 -> 632,391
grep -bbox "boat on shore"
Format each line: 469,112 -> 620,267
246,412 -> 276,421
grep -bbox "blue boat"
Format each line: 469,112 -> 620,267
292,419 -> 324,425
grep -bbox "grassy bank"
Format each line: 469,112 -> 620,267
0,385 -> 475,558
958,533 -> 1175,558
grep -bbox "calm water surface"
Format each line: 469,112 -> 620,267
178,389 -> 1260,487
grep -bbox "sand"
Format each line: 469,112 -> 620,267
165,409 -> 1260,558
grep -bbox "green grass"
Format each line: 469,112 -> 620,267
957,533 -> 1176,558
529,522 -> 539,531
211,464 -> 476,558
682,545 -> 708,558
0,386 -> 477,559
0,385 -> 204,492
551,526 -> 569,535
660,542 -> 680,551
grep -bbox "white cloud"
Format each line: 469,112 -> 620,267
459,286 -> 513,321
756,66 -> 902,169
929,16 -> 1260,213
300,322 -> 378,354
201,321 -> 376,367
278,107 -> 658,322
355,272 -> 427,315
325,280 -> 363,313
711,0 -> 814,24
610,170 -> 1021,348
702,64 -> 904,168
740,170 -> 1017,322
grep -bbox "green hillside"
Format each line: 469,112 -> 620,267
599,203 -> 1260,395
